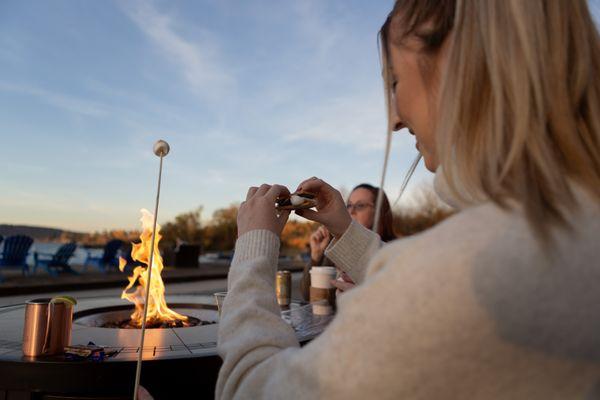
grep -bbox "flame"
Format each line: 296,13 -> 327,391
119,209 -> 188,328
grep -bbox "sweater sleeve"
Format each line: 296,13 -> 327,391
215,229 -> 301,399
216,228 -> 392,400
215,220 -> 512,400
324,220 -> 383,284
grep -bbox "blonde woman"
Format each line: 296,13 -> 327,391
216,0 -> 600,399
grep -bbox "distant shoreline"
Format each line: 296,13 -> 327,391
0,224 -> 85,242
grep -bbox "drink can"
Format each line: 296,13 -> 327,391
276,270 -> 291,306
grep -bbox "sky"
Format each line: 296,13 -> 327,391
1,1 -> 599,232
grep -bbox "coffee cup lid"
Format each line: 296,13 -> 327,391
310,266 -> 336,274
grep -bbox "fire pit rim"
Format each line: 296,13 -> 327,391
73,302 -> 218,329
73,302 -> 217,320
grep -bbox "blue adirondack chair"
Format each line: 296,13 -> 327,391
118,240 -> 144,275
0,235 -> 33,282
33,242 -> 78,276
84,239 -> 123,272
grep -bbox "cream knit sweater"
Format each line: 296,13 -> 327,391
216,178 -> 600,399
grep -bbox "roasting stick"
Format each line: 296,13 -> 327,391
372,128 -> 393,234
133,140 -> 170,400
392,153 -> 422,208
373,146 -> 421,233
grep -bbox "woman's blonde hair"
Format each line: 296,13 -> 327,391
381,0 -> 600,240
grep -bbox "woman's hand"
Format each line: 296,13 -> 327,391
237,184 -> 291,237
332,271 -> 355,295
309,226 -> 331,263
294,177 -> 352,238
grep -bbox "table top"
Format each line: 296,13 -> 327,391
0,294 -> 334,364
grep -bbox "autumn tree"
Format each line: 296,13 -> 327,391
160,207 -> 203,248
393,184 -> 454,236
281,220 -> 317,250
202,204 -> 239,252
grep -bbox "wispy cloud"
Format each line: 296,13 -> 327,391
252,1 -> 386,153
118,0 -> 234,97
284,92 -> 387,151
0,81 -> 109,117
293,1 -> 344,61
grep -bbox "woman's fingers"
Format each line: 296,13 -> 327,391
315,227 -> 329,246
310,231 -> 319,243
256,184 -> 271,196
315,226 -> 324,242
295,208 -> 323,224
279,209 -> 290,219
265,184 -> 290,202
317,226 -> 328,237
340,271 -> 354,283
331,279 -> 355,293
246,184 -> 289,202
246,186 -> 258,201
278,209 -> 290,225
296,177 -> 330,194
237,184 -> 291,237
312,231 -> 321,243
295,176 -> 320,192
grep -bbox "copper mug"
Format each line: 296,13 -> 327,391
22,298 -> 73,357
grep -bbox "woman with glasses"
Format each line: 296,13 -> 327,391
300,183 -> 395,300
217,0 -> 600,398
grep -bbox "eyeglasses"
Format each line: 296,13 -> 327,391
346,202 -> 374,213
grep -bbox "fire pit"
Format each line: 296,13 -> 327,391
0,294 -> 332,399
100,315 -> 203,329
0,212 -> 229,399
0,294 -> 222,399
74,304 -> 211,329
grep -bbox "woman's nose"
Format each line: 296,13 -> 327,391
390,97 -> 403,131
390,114 -> 403,131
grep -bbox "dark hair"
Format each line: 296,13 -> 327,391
350,184 -> 396,242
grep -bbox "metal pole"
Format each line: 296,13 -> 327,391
133,140 -> 169,400
392,154 -> 422,208
373,128 -> 393,234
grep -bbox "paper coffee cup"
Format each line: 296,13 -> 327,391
310,286 -> 335,305
310,266 -> 337,289
312,301 -> 333,316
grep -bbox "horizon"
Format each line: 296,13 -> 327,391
2,1 -> 599,232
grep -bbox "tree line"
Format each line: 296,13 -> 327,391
77,185 -> 453,254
